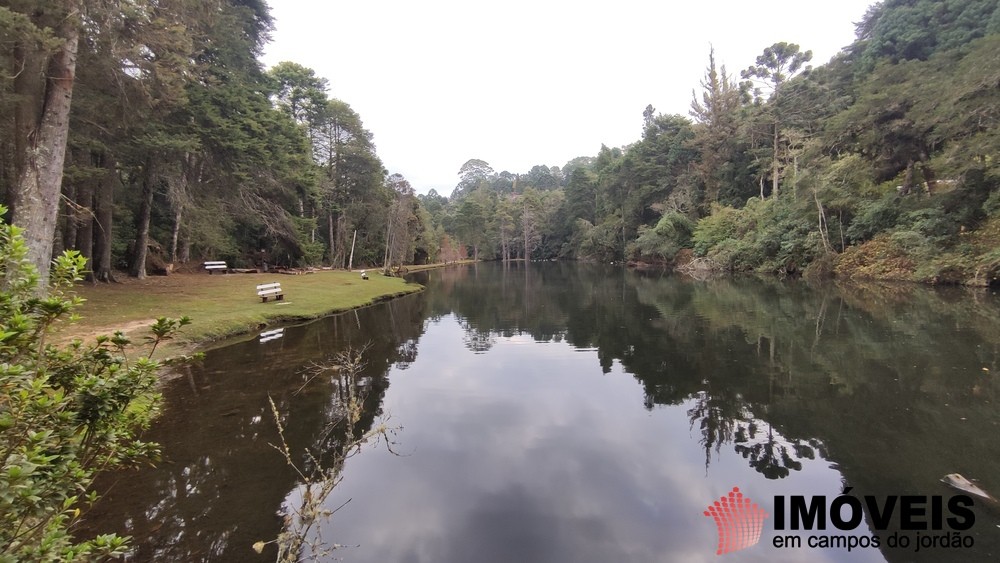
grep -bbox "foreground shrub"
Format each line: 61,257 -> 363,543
0,208 -> 188,561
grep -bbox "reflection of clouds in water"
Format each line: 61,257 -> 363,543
305,317 -> 880,563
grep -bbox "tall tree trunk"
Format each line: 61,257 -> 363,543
500,228 -> 508,262
168,154 -> 195,264
900,160 -> 916,196
382,202 -> 395,271
10,2 -> 81,291
335,215 -> 347,268
920,160 -> 937,195
771,119 -> 780,198
170,208 -> 183,263
129,162 -> 155,279
813,190 -> 831,253
60,172 -> 76,256
328,210 -> 335,264
348,229 -> 357,271
92,154 -> 116,283
75,169 -> 95,272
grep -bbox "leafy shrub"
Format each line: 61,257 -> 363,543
577,217 -> 622,262
693,198 -> 821,274
0,208 -> 188,561
692,205 -> 743,256
629,211 -> 694,261
983,190 -> 1000,217
899,207 -> 955,239
845,193 -> 901,243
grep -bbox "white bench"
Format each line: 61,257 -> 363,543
204,261 -> 228,274
256,282 -> 284,302
259,328 -> 284,342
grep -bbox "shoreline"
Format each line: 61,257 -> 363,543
54,263 -> 469,360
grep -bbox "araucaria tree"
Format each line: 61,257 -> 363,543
741,42 -> 812,198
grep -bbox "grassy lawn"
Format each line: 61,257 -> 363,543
55,269 -> 423,357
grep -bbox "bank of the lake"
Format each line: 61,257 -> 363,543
59,268 -> 427,358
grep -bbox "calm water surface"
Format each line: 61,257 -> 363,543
81,263 -> 1000,562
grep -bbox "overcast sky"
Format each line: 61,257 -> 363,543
261,0 -> 875,195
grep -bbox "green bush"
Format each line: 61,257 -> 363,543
578,217 -> 622,262
692,204 -> 743,256
983,190 -> 1000,217
845,193 -> 901,243
899,208 -> 955,239
629,211 -> 694,261
692,198 -> 821,274
0,208 -> 187,562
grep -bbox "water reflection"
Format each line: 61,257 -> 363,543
79,294 -> 427,561
80,264 -> 1000,562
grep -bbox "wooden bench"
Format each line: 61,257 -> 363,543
204,261 -> 228,274
256,282 -> 284,302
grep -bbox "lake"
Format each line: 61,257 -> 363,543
81,262 -> 1000,562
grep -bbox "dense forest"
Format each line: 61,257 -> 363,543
429,0 -> 1000,285
1,0 -> 429,285
1,0 -> 998,286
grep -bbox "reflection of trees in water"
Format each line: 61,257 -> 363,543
687,390 -> 750,472
426,262 -> 576,345
732,422 -> 804,480
78,295 -> 428,562
629,273 -> 1000,486
427,263 -> 1000,485
686,389 -> 824,479
462,322 -> 497,353
394,339 -> 419,369
265,348 -> 402,562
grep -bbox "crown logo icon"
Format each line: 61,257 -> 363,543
704,487 -> 769,555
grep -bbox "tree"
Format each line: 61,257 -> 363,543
741,42 -> 812,198
519,188 -> 544,259
690,47 -> 744,206
455,158 -> 494,196
57,0 -> 201,282
310,98 -> 382,266
525,164 -> 559,190
382,173 -> 418,270
5,1 -> 83,291
496,196 -> 517,261
857,0 -> 1000,70
454,190 -> 490,260
269,61 -> 328,131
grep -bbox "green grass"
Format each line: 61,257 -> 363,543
55,270 -> 423,357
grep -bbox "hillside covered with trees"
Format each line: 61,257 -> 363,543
1,0 -> 998,286
424,0 -> 1000,285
